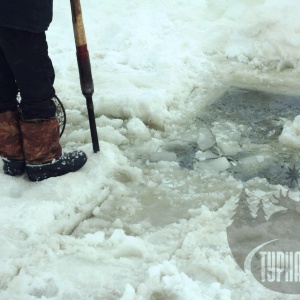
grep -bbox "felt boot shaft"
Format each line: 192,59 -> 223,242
0,110 -> 24,160
20,118 -> 62,164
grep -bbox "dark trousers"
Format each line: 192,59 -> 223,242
0,27 -> 56,119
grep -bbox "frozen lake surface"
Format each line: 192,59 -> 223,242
2,1 -> 300,299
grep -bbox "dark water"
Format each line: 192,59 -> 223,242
184,87 -> 300,187
199,87 -> 300,142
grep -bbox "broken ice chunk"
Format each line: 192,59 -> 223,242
279,115 -> 300,149
218,141 -> 242,156
197,128 -> 216,151
195,150 -> 219,161
195,157 -> 231,172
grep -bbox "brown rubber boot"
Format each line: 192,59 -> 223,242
0,110 -> 26,175
20,118 -> 62,164
20,118 -> 87,181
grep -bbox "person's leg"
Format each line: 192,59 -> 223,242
0,27 -> 87,181
0,42 -> 25,175
0,27 -> 56,119
0,46 -> 19,112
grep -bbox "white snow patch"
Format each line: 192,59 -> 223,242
1,0 -> 300,299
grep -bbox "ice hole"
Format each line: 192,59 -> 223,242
195,87 -> 300,187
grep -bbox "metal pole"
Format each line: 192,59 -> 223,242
70,0 -> 100,153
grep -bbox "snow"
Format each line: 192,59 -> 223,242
1,0 -> 300,299
279,115 -> 300,148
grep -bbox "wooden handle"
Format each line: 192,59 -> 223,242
70,0 -> 87,47
70,0 -> 94,95
70,0 -> 99,153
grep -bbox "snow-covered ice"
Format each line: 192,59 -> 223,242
1,0 -> 300,299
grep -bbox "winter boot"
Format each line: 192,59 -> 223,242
0,110 -> 26,176
19,118 -> 87,181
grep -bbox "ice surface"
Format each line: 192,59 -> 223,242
1,0 -> 300,299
